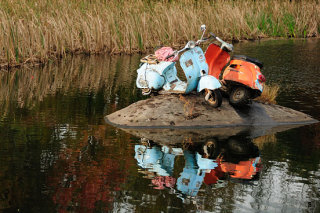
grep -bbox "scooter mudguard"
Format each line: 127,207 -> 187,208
180,48 -> 203,94
196,153 -> 218,170
136,63 -> 165,90
197,75 -> 221,92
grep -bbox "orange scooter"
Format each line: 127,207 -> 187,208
205,33 -> 266,106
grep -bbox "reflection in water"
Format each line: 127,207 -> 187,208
49,139 -> 126,212
0,39 -> 319,212
0,54 -> 142,119
134,136 -> 261,200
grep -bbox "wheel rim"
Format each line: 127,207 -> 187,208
205,90 -> 217,105
142,88 -> 151,95
233,88 -> 245,101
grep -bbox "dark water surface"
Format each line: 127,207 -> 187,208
0,39 -> 319,212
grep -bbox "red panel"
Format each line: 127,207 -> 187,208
205,44 -> 230,79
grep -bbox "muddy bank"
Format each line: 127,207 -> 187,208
105,94 -> 317,129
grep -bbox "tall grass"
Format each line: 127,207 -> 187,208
255,84 -> 280,104
0,0 -> 319,67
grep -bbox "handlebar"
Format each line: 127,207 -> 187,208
165,31 -> 234,59
165,40 -> 195,60
209,32 -> 234,52
210,32 -> 217,39
196,33 -> 217,45
165,53 -> 175,60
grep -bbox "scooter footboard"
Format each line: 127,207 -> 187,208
197,75 -> 221,92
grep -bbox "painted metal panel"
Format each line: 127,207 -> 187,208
136,63 -> 165,89
179,49 -> 201,94
197,75 -> 221,92
192,46 -> 209,74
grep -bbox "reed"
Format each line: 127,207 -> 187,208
253,134 -> 277,149
255,84 -> 280,104
0,0 -> 319,67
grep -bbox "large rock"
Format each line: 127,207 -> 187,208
105,94 -> 317,129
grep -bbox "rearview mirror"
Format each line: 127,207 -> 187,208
201,24 -> 206,32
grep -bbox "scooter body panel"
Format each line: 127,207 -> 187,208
162,65 -> 187,92
179,47 -> 204,94
206,43 -> 231,79
197,75 -> 222,92
135,145 -> 171,177
176,151 -> 205,196
223,59 -> 264,92
192,46 -> 209,74
136,62 -> 171,90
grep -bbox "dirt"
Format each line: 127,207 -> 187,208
105,94 -> 318,128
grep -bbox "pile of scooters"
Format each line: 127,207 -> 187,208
136,25 -> 266,107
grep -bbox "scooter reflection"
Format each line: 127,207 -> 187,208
134,140 -> 183,189
134,137 -> 262,197
176,150 -> 217,196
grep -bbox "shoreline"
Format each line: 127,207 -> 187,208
2,37 -> 319,71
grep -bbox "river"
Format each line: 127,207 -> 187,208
0,38 -> 319,212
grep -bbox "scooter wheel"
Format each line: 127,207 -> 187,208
229,86 -> 250,106
205,89 -> 222,108
142,88 -> 152,96
203,140 -> 219,158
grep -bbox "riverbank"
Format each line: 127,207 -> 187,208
0,0 -> 319,68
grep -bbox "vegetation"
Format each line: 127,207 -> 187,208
0,0 -> 319,68
255,84 -> 280,104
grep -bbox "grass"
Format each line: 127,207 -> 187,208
0,0 -> 319,68
255,84 -> 280,104
253,134 -> 276,149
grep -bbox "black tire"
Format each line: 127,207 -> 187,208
227,138 -> 250,155
205,89 -> 222,108
229,86 -> 250,106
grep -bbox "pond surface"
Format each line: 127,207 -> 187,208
0,39 -> 319,212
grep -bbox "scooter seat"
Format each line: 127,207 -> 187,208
232,55 -> 263,69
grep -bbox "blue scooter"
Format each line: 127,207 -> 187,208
136,25 -> 222,107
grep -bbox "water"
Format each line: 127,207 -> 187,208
0,39 -> 319,212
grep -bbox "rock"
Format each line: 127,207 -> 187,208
105,94 -> 318,129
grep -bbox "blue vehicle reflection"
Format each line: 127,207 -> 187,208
134,137 -> 261,198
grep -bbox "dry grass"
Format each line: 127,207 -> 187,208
179,94 -> 195,119
253,134 -> 277,149
0,0 -> 319,68
255,84 -> 280,104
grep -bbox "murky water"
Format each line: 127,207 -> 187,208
0,39 -> 319,212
